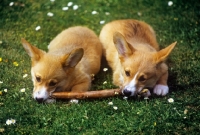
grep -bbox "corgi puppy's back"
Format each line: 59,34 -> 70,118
99,19 -> 176,97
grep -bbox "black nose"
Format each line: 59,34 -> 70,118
36,98 -> 44,103
123,89 -> 132,96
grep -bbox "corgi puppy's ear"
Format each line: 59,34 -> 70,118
21,38 -> 45,61
113,32 -> 135,58
61,48 -> 84,69
154,42 -> 177,63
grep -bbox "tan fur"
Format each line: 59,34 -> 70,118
22,26 -> 102,102
99,19 -> 176,96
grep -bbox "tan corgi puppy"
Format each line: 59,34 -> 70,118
22,26 -> 102,103
99,19 -> 176,97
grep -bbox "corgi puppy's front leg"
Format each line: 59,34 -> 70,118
152,42 -> 177,96
154,70 -> 169,96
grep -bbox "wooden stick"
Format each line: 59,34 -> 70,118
51,89 -> 122,99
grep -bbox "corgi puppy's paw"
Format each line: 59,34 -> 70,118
70,99 -> 79,104
141,89 -> 151,98
153,84 -> 169,96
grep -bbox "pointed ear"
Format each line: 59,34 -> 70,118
62,48 -> 84,69
21,38 -> 45,61
113,32 -> 135,58
154,42 -> 177,63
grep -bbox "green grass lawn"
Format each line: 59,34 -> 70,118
0,0 -> 200,134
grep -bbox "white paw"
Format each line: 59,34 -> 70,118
153,84 -> 169,96
45,98 -> 56,103
70,99 -> 79,104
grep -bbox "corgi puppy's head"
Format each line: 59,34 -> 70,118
21,39 -> 83,102
113,32 -> 176,96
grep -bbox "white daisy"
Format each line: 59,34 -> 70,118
73,5 -> 78,10
10,119 -> 16,124
137,12 -> 142,16
168,98 -> 174,103
4,89 -> 7,92
62,7 -> 69,11
113,106 -> 118,110
108,102 -> 113,105
68,2 -> 73,6
9,2 -> 14,6
92,11 -> 98,14
100,20 -> 105,24
105,12 -> 110,15
35,26 -> 41,31
23,74 -> 28,78
103,68 -> 108,71
123,96 -> 128,100
6,119 -> 12,125
103,81 -> 107,84
47,12 -> 54,17
168,1 -> 173,6
20,88 -> 25,93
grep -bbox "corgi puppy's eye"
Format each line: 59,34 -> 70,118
49,81 -> 57,87
138,75 -> 146,82
125,70 -> 130,77
36,76 -> 41,82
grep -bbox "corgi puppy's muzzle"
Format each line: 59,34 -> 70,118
99,19 -> 176,97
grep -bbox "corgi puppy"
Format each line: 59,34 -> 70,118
99,19 -> 176,97
22,26 -> 102,103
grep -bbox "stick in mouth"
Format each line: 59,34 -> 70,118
51,89 -> 122,99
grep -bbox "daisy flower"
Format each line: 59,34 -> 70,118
105,12 -> 110,15
68,2 -> 73,6
47,12 -> 54,17
4,89 -> 7,92
100,20 -> 105,24
23,74 -> 28,78
103,68 -> 108,72
168,1 -> 173,6
108,102 -> 113,105
35,26 -> 41,31
103,81 -> 107,84
11,119 -> 16,124
62,7 -> 69,11
168,98 -> 174,103
6,119 -> 16,125
113,106 -> 118,110
20,88 -> 25,93
123,96 -> 128,100
137,12 -> 142,16
73,5 -> 78,10
92,11 -> 98,15
9,2 -> 14,6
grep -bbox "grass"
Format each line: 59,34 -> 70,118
0,0 -> 200,134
